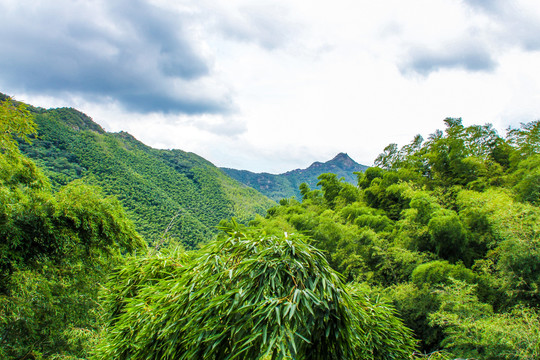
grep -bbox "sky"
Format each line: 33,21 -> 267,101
2,0 -> 540,173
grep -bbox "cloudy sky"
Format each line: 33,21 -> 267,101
2,0 -> 540,173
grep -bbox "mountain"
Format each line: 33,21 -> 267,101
17,103 -> 275,249
221,153 -> 368,201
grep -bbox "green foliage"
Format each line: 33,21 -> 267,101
255,118 -> 540,356
407,191 -> 441,226
374,143 -> 400,170
1,263 -> 106,359
411,261 -> 476,288
0,165 -> 145,358
220,169 -> 295,202
0,97 -> 37,153
317,173 -> 344,207
18,106 -> 274,248
97,223 -> 415,360
354,213 -> 393,233
512,154 -> 540,204
430,279 -> 540,359
0,104 -> 146,359
0,170 -> 144,282
373,117 -> 507,189
457,188 -> 540,304
386,283 -> 442,352
347,283 -> 416,359
358,167 -> 385,188
374,135 -> 425,173
6,95 -> 540,358
426,212 -> 467,263
507,120 -> 540,160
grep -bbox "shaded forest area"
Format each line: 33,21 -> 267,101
2,96 -> 540,359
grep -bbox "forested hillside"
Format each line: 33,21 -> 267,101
222,152 -> 368,201
3,92 -> 540,360
13,98 -> 274,248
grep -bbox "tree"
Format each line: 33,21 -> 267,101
430,279 -> 540,359
0,97 -> 36,153
427,212 -> 467,263
96,222 -> 416,360
317,173 -> 344,208
512,155 -> 540,204
507,120 -> 540,160
374,143 -> 399,170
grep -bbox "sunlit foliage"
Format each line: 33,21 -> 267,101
96,222 -> 415,360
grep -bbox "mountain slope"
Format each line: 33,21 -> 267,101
18,105 -> 274,248
222,153 -> 368,201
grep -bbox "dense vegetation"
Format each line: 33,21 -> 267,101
3,92 -> 540,359
14,100 -> 274,248
222,153 -> 367,201
96,222 -> 415,360
0,98 -> 146,359
248,118 -> 540,358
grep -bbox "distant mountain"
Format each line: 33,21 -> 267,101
222,153 -> 368,201
17,102 -> 275,249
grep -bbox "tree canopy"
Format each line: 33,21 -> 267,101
250,118 -> 540,358
0,98 -> 146,359
96,221 -> 415,360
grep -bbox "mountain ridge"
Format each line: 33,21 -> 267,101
221,152 -> 368,201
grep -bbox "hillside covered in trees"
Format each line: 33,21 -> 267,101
2,93 -> 540,360
6,93 -> 275,248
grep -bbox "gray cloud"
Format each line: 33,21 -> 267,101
462,0 -> 540,51
504,15 -> 540,51
400,41 -> 497,76
462,0 -> 505,13
397,1 -> 540,77
212,4 -> 295,50
0,0 -> 232,114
